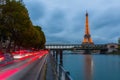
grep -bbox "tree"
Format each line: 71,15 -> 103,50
1,0 -> 33,52
0,0 -> 46,53
34,26 -> 46,49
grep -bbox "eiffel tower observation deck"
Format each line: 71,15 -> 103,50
82,12 -> 94,45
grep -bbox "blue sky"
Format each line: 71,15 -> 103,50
23,0 -> 120,44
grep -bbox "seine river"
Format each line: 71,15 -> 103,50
62,52 -> 120,80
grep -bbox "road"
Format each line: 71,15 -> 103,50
0,51 -> 48,80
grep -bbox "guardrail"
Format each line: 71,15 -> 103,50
50,54 -> 73,80
58,64 -> 73,80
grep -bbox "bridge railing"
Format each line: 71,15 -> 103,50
58,64 -> 73,80
50,53 -> 73,80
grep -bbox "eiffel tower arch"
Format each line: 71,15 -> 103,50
82,12 -> 94,45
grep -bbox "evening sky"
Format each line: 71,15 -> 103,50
24,0 -> 120,44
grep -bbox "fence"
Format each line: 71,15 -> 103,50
50,54 -> 73,80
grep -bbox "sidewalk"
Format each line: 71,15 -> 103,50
46,54 -> 57,80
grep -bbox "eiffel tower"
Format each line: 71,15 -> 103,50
82,12 -> 94,45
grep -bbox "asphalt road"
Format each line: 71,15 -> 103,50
0,53 -> 48,80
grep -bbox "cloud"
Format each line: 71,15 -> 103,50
24,0 -> 46,23
24,0 -> 120,44
45,10 -> 66,34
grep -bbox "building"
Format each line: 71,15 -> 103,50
107,43 -> 118,53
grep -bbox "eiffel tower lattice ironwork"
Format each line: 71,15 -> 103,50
82,12 -> 94,45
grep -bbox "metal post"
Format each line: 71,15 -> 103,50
53,50 -> 55,57
55,50 -> 58,62
55,50 -> 58,74
59,50 -> 63,66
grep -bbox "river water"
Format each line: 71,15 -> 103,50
63,52 -> 120,80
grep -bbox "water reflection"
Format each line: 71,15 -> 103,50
63,53 -> 120,80
84,55 -> 93,80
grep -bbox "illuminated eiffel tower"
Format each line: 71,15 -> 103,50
82,12 -> 94,45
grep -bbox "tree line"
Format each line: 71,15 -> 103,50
0,0 -> 46,53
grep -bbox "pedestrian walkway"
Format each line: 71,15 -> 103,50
46,54 -> 57,80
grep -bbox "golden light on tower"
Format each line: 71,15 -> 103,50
82,12 -> 94,45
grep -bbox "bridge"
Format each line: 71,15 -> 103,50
45,44 -> 80,50
44,44 -> 109,80
45,43 -> 108,51
45,43 -> 109,55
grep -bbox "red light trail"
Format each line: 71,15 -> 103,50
0,50 -> 48,80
